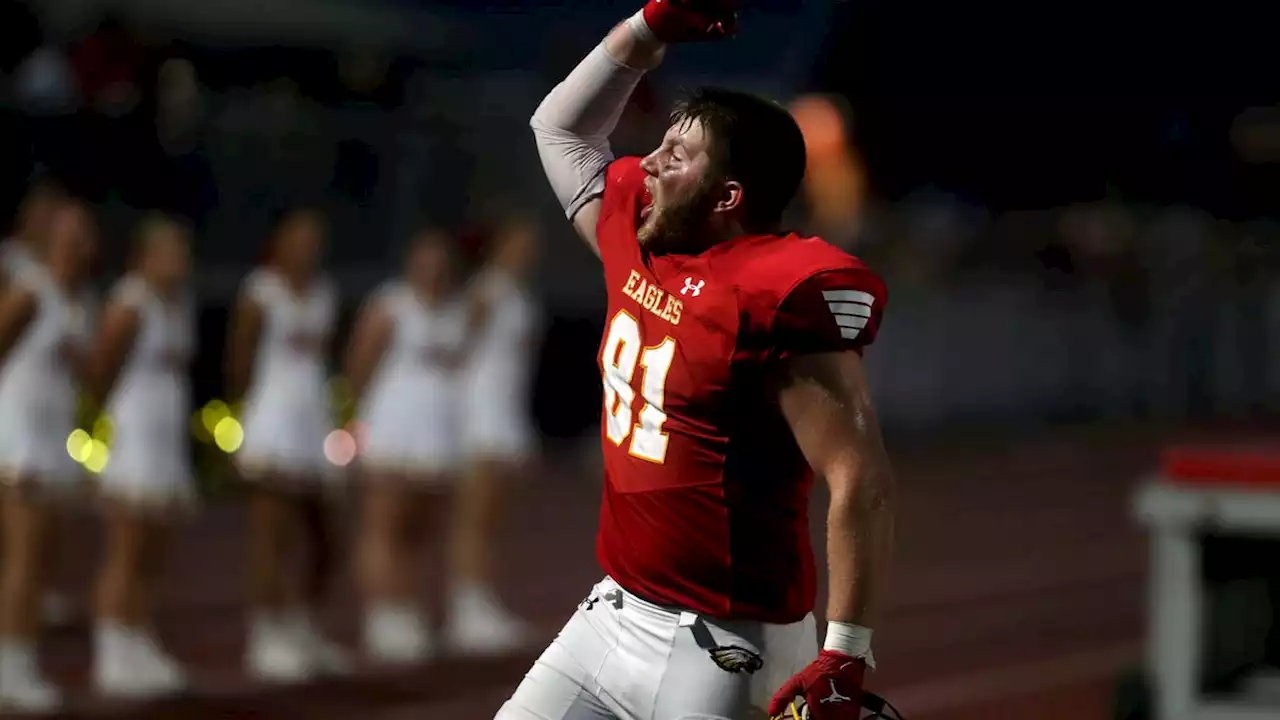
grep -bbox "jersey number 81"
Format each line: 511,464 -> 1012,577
601,311 -> 676,464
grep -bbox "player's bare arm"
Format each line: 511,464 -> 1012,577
529,12 -> 667,255
88,300 -> 141,402
224,292 -> 263,402
780,350 -> 894,631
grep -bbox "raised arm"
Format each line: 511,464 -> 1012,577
530,2 -> 736,255
529,16 -> 665,256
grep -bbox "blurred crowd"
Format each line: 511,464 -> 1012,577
2,6 -> 208,225
832,194 -> 1277,423
1,2 -> 426,288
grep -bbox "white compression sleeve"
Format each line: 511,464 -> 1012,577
530,42 -> 648,220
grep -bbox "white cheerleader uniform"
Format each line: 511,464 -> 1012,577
99,276 -> 195,506
462,269 -> 538,460
235,269 -> 337,480
358,281 -> 468,476
0,265 -> 90,489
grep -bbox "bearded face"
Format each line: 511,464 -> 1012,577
636,173 -> 720,254
637,118 -> 725,255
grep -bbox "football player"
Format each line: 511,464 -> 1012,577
499,2 -> 895,718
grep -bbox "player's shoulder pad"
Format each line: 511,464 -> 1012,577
748,236 -> 888,352
736,233 -> 879,305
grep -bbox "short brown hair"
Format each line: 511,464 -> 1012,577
669,87 -> 807,230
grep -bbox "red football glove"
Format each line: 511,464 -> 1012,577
640,0 -> 738,43
768,650 -> 867,720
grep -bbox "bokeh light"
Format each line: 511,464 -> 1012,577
790,94 -> 847,159
347,420 -> 369,450
323,429 -> 357,467
65,429 -> 91,463
84,440 -> 109,474
191,410 -> 212,443
213,417 -> 244,453
790,94 -> 864,227
201,400 -> 231,436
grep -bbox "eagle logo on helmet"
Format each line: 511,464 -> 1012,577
707,645 -> 763,674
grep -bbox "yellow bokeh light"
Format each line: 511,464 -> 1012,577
201,400 -> 231,435
65,429 -> 92,463
84,440 -> 109,474
191,412 -> 212,443
213,417 -> 244,453
92,415 -> 114,445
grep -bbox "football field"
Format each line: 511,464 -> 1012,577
33,426 -> 1156,719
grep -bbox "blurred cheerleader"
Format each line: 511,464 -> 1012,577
1,178 -> 79,630
0,179 -> 63,285
0,200 -> 95,712
346,229 -> 466,664
225,207 -> 349,682
88,213 -> 193,697
447,219 -> 539,654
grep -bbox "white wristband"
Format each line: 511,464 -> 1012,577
824,622 -> 876,669
625,10 -> 658,43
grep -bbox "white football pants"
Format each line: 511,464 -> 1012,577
495,576 -> 817,720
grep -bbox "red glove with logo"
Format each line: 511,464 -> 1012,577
768,650 -> 867,720
638,0 -> 738,43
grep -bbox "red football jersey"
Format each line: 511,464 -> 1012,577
592,157 -> 888,623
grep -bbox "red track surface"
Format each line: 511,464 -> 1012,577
28,426 -> 1161,719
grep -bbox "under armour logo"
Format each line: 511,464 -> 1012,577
681,277 -> 704,296
820,679 -> 852,705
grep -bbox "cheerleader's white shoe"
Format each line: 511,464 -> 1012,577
0,640 -> 61,713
